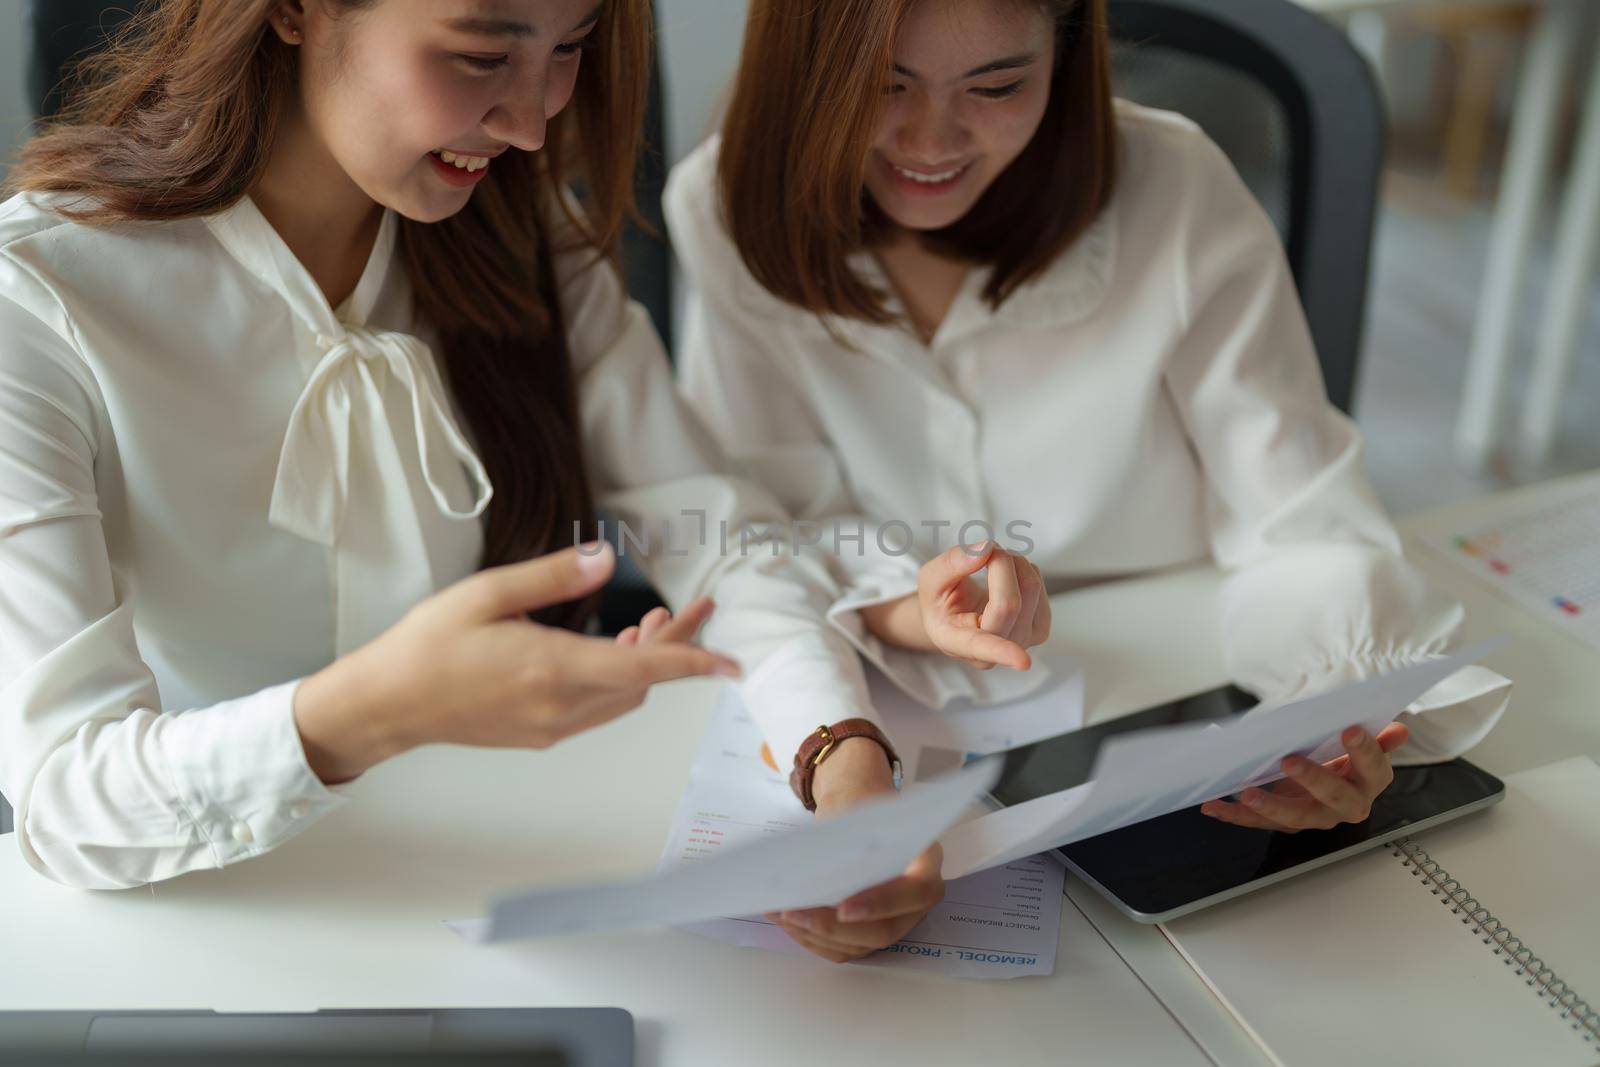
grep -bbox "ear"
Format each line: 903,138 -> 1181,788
268,0 -> 308,45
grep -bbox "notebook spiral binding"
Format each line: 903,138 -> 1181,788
1391,837 -> 1599,1045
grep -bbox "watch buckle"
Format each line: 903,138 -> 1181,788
807,723 -> 836,768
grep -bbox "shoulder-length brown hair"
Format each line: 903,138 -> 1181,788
6,0 -> 651,628
719,0 -> 1115,323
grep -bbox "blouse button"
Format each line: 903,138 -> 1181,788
289,801 -> 311,820
230,821 -> 254,845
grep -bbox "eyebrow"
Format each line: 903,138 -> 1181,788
443,3 -> 602,39
892,52 -> 1040,81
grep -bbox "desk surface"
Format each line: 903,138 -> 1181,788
3,475 -> 1597,1066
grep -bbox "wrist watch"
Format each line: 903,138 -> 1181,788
789,718 -> 903,812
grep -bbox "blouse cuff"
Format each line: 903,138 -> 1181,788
738,634 -> 887,774
1391,664 -> 1511,766
157,680 -> 350,868
1244,653 -> 1512,766
825,582 -> 1053,712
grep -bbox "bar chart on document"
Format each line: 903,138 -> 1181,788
1425,492 -> 1600,652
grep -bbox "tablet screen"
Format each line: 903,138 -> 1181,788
990,686 -> 1505,921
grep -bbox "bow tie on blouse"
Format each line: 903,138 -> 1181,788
268,323 -> 494,653
203,199 -> 494,654
269,324 -> 492,547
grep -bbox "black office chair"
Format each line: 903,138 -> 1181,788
1108,0 -> 1386,415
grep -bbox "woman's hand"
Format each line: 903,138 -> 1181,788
1201,722 -> 1410,832
765,737 -> 945,963
612,596 -> 716,649
860,543 -> 1050,671
293,542 -> 739,783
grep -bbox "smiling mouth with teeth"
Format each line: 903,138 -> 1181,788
430,150 -> 491,173
891,162 -> 969,185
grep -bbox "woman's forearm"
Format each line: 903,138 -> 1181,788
859,593 -> 936,652
293,651 -> 415,784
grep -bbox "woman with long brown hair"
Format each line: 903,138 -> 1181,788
0,0 -> 888,892
668,0 -> 1512,962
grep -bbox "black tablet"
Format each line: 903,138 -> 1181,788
990,685 -> 1506,923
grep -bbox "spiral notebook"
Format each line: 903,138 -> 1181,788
1159,757 -> 1600,1067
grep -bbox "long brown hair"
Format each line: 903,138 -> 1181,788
719,0 -> 1115,324
6,0 -> 651,629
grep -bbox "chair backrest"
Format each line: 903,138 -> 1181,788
1108,0 -> 1386,414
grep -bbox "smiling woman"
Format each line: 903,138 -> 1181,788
667,0 -> 1513,965
14,0 -> 645,595
717,0 -> 1115,322
0,0 -> 897,894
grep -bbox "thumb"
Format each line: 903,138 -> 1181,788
456,541 -> 616,620
919,541 -> 996,595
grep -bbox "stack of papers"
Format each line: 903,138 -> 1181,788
449,641 -> 1500,981
662,690 -> 1065,979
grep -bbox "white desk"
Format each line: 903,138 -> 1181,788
3,477 -> 1597,1066
0,582 -> 1234,1065
1063,471 -> 1600,1053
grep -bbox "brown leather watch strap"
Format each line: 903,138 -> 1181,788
789,718 -> 902,812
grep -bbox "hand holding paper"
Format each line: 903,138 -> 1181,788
941,641 -> 1503,878
453,757 -> 999,943
1201,720 -> 1410,831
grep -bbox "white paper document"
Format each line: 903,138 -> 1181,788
449,742 -> 998,944
941,640 -> 1502,878
1419,485 -> 1600,651
869,648 -> 1086,780
660,691 -> 1064,978
676,857 -> 1064,979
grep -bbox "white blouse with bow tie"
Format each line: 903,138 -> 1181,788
668,102 -> 1512,771
0,191 -> 882,890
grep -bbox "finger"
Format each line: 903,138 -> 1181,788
929,622 -> 1031,671
579,640 -> 742,687
1010,558 -> 1042,646
919,542 -> 997,598
648,597 -> 715,645
1282,754 -> 1371,822
1029,587 -> 1052,646
614,626 -> 640,647
1263,776 -> 1315,800
1237,786 -> 1338,831
834,869 -> 943,924
637,606 -> 671,642
1339,725 -> 1395,797
980,550 -> 1022,636
1375,721 -> 1410,754
778,908 -> 915,951
777,924 -> 863,964
1200,799 -> 1283,830
777,905 -> 835,927
451,542 -> 615,621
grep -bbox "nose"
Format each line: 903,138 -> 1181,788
896,93 -> 968,164
482,69 -> 549,153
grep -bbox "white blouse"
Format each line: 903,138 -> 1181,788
666,101 -> 1511,764
0,191 -> 880,890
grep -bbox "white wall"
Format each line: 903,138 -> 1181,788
0,0 -> 32,184
655,0 -> 749,165
654,0 -> 750,347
